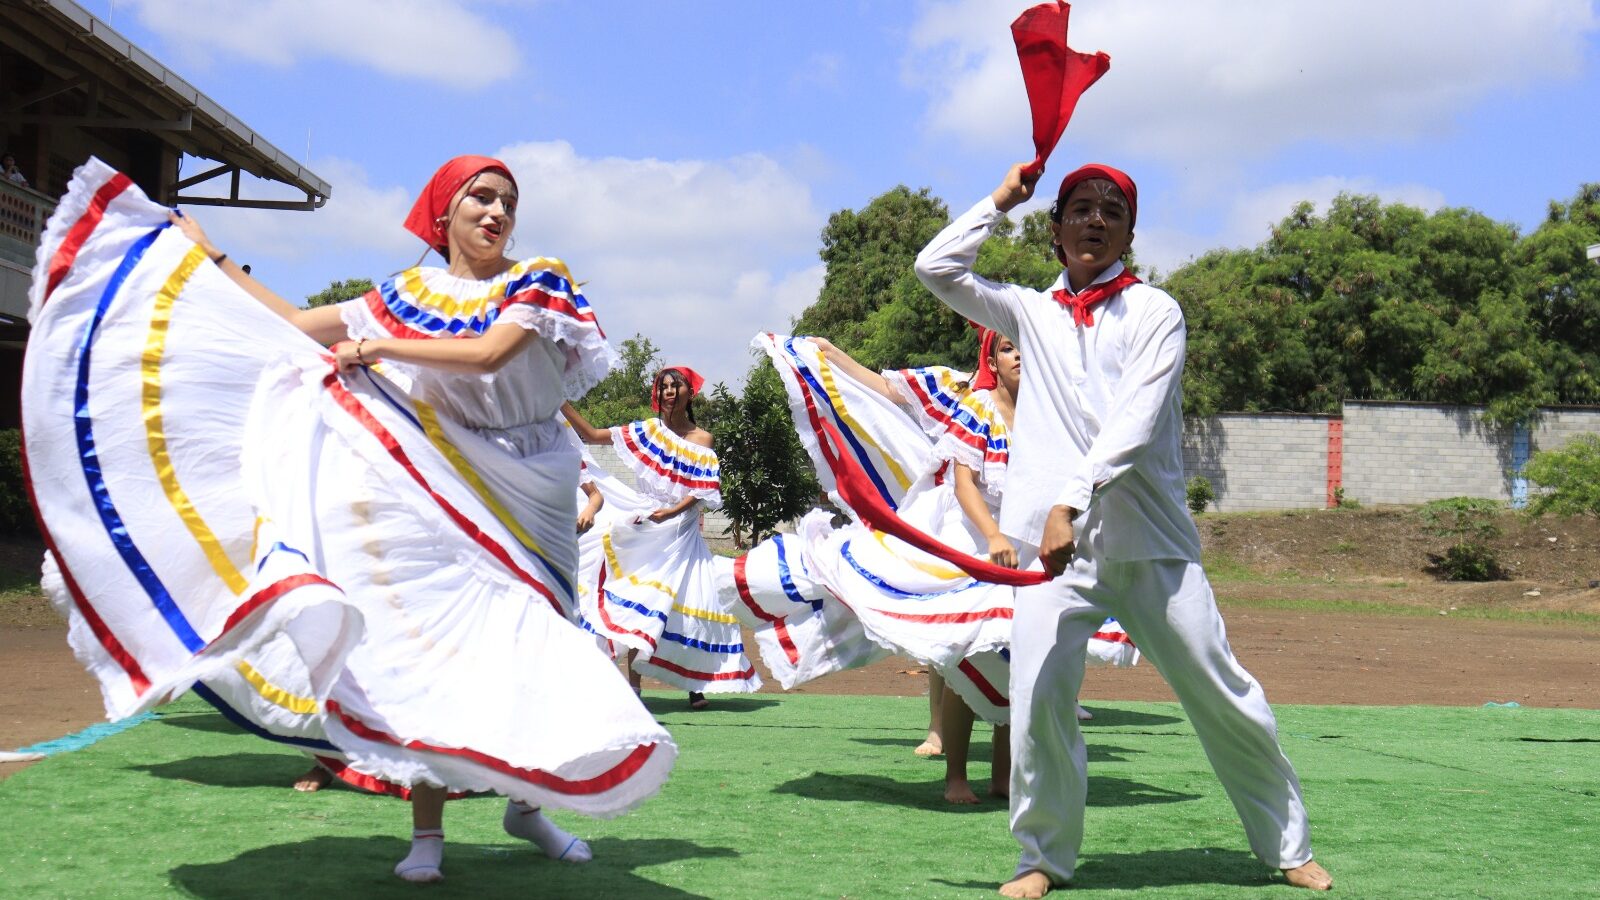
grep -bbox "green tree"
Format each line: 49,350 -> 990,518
794,186 -> 950,354
1170,193 -> 1549,424
572,334 -> 659,426
854,208 -> 1062,371
1523,434 -> 1600,516
1519,184 -> 1600,406
306,277 -> 375,308
711,368 -> 818,547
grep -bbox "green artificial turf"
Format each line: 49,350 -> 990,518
3,693 -> 1598,898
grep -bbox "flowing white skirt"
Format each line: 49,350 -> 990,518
573,465 -> 760,694
726,334 -> 1137,724
22,158 -> 675,813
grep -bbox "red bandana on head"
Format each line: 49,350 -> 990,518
971,327 -> 1001,391
1056,163 -> 1138,232
402,155 -> 518,256
652,366 -> 706,414
1011,2 -> 1111,178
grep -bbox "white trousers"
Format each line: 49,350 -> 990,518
1009,551 -> 1312,883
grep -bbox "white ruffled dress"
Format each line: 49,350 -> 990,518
22,158 -> 676,814
727,334 -> 1136,725
576,419 -> 760,693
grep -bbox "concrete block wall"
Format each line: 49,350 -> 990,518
587,403 -> 1600,524
1182,414 -> 1332,512
1342,402 -> 1516,505
1533,408 -> 1600,455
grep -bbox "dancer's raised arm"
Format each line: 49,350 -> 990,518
166,210 -> 348,345
807,336 -> 896,402
562,401 -> 613,444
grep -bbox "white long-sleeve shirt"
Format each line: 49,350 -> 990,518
914,196 -> 1201,563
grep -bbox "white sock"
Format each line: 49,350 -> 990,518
394,828 -> 444,882
504,800 -> 592,863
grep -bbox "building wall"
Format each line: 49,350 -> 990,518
1182,414 -> 1333,512
584,402 -> 1600,525
1341,402 -> 1517,505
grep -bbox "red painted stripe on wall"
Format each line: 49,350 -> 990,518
1326,419 -> 1344,508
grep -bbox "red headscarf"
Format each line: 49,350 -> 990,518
402,155 -> 518,256
652,365 -> 706,414
1012,2 -> 1111,178
971,328 -> 1001,391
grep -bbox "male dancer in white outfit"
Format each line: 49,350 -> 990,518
915,161 -> 1333,897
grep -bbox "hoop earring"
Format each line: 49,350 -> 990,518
504,236 -> 516,253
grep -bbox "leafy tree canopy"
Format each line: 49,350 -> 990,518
306,277 -> 375,308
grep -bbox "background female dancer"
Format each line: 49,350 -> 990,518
733,331 -> 1137,803
563,368 -> 760,708
802,331 -> 1018,803
23,155 -> 675,884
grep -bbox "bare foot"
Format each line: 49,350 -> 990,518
688,691 -> 710,710
1075,705 -> 1093,721
914,733 -> 944,757
989,781 -> 1008,800
293,766 -> 331,792
1282,861 -> 1333,890
944,778 -> 980,804
999,870 -> 1052,898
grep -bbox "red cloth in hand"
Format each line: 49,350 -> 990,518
806,405 -> 1048,588
1012,1 -> 1111,178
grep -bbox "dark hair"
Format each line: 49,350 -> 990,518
655,368 -> 696,423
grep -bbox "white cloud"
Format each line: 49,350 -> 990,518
125,0 -> 521,83
186,157 -> 416,264
791,52 -> 846,92
908,0 -> 1597,167
184,144 -> 825,385
495,141 -> 826,387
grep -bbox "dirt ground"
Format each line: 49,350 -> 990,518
5,510 -> 1599,781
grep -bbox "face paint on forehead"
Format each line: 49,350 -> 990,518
1060,180 -> 1129,224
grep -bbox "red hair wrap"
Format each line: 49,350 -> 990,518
971,328 -> 1001,391
402,155 -> 518,256
652,366 -> 706,414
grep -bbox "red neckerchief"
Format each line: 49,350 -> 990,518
1051,269 -> 1141,327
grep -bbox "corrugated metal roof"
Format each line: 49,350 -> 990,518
16,0 -> 330,202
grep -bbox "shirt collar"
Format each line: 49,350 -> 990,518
1049,259 -> 1126,296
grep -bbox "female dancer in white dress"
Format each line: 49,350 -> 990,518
22,155 -> 675,883
729,331 -> 1137,802
563,368 -> 760,708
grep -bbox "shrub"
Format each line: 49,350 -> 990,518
1523,434 -> 1600,516
1332,486 -> 1361,509
0,429 -> 39,537
1416,496 -> 1503,581
1417,496 -> 1502,542
1427,544 -> 1504,582
1185,475 -> 1215,515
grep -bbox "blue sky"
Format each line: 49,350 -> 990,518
102,0 -> 1600,387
